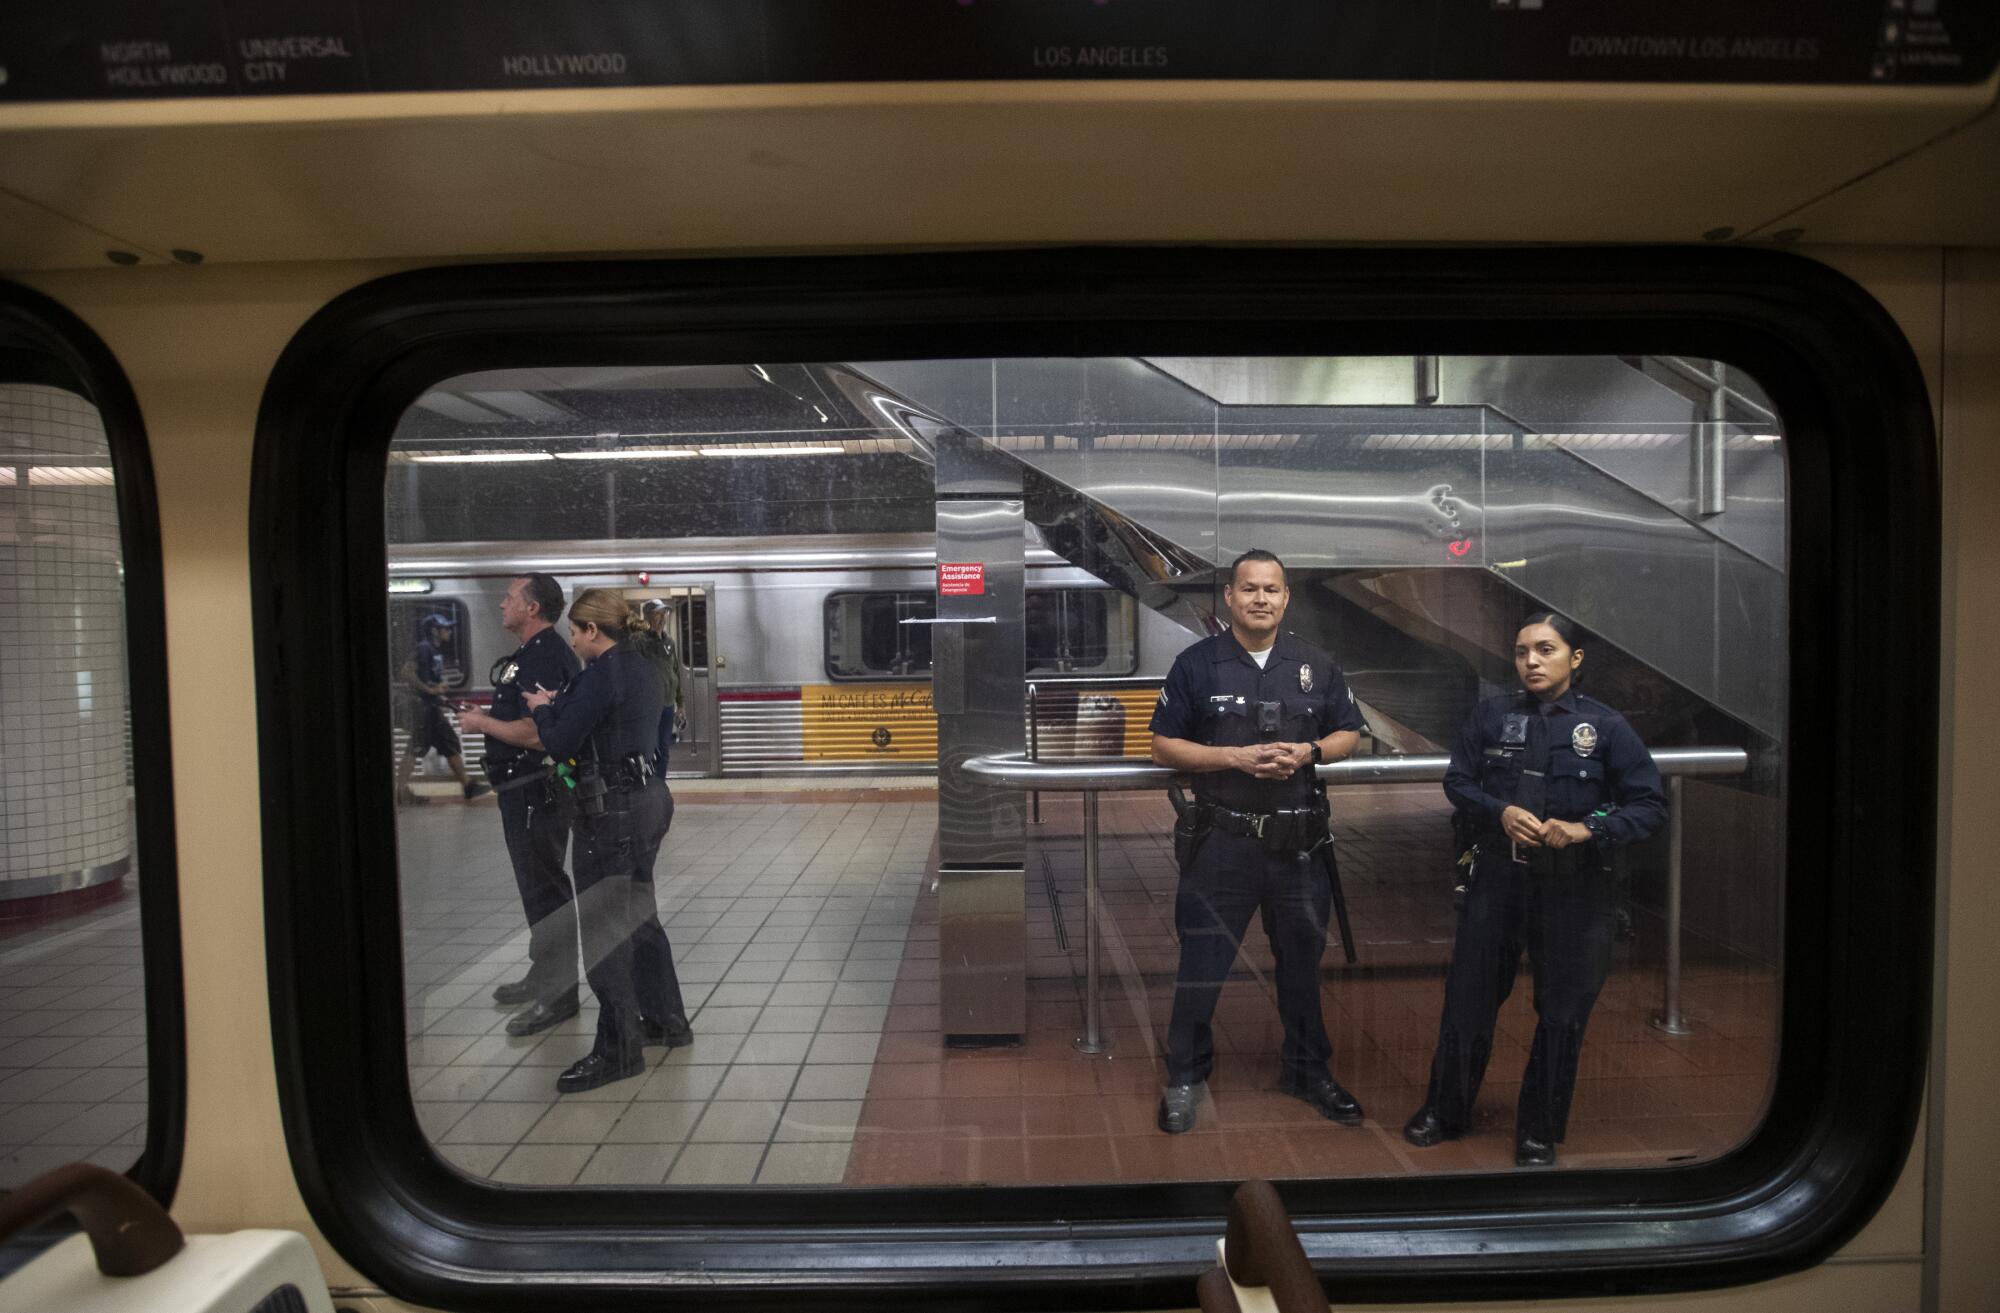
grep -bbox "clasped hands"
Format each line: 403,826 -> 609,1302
1228,741 -> 1316,780
1501,804 -> 1592,849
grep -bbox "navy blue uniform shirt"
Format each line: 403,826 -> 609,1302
486,625 -> 580,767
532,643 -> 665,765
1149,628 -> 1364,812
1443,688 -> 1666,846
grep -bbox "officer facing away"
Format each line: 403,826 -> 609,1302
1148,550 -> 1367,1135
458,574 -> 584,1036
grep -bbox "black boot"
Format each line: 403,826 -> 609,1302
1402,1105 -> 1455,1148
556,1048 -> 644,1094
505,988 -> 579,1037
1514,1132 -> 1556,1167
641,1013 -> 694,1048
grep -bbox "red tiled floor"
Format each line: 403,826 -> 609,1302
1024,1135 -> 1120,1183
938,1097 -> 1026,1139
1018,1056 -> 1102,1096
1019,1094 -> 1107,1138
942,1060 -> 1022,1097
866,1064 -> 944,1100
841,782 -> 1780,1186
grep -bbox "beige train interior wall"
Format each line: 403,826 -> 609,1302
8,243 -> 1992,1311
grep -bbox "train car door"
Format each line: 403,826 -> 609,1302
629,585 -> 719,776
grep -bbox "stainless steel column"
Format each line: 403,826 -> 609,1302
934,433 -> 1028,1038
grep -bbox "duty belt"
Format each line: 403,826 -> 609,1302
1196,803 -> 1326,850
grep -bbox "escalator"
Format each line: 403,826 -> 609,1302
847,354 -> 1784,752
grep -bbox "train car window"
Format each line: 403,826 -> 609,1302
679,595 -> 709,671
256,251 -> 1933,1307
827,590 -> 936,679
383,348 -> 1790,1188
0,285 -> 183,1261
1026,589 -> 1135,675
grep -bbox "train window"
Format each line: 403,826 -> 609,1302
383,349 -> 1788,1190
0,286 -> 182,1260
826,590 -> 936,679
257,251 -> 1934,1305
1026,588 -> 1136,675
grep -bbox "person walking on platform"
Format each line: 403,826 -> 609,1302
522,588 -> 692,1093
457,574 -> 582,1037
1402,612 -> 1666,1167
394,614 -> 489,804
1148,549 -> 1366,1135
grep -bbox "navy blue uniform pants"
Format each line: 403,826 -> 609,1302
497,784 -> 578,1004
572,783 -> 685,1064
1166,830 -> 1334,1087
1421,851 -> 1618,1143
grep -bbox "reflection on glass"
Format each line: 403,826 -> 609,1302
0,385 -> 148,1189
388,356 -> 1784,1188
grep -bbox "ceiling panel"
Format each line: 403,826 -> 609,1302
0,83 -> 1993,270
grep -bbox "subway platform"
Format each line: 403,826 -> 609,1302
0,777 -> 1774,1191
393,777 -> 1776,1186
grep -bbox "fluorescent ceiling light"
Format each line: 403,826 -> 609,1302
699,445 -> 846,457
552,448 -> 702,461
27,466 -> 116,486
408,452 -> 555,464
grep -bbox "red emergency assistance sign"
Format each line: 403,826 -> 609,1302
938,562 -> 986,596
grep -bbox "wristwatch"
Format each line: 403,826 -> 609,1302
1310,741 -> 1324,765
1583,814 -> 1607,840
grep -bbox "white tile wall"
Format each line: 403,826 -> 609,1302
0,385 -> 133,892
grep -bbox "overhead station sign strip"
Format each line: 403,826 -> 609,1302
1,0 -> 1994,101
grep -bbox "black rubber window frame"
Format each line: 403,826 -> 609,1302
0,282 -> 187,1213
251,248 -> 1935,1311
823,589 -> 938,682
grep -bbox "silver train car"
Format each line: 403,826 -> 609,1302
388,532 -> 1195,776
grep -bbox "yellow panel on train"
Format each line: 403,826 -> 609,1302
800,682 -> 938,762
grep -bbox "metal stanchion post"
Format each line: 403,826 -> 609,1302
1074,788 -> 1108,1054
1027,682 -> 1041,825
1651,775 -> 1691,1035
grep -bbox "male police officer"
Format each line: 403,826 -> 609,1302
1148,550 -> 1366,1134
458,575 -> 582,1036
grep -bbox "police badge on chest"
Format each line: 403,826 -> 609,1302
1299,664 -> 1313,693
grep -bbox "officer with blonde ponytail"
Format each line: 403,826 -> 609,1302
522,587 -> 691,1092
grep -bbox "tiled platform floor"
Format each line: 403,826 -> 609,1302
0,774 -> 1776,1195
0,893 -> 151,1189
398,779 -> 938,1185
398,777 -> 1777,1186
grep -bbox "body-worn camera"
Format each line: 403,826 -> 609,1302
1256,699 -> 1282,738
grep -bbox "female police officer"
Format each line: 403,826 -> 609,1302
1401,612 -> 1666,1166
522,587 -> 692,1094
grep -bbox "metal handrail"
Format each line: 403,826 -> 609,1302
965,746 -> 1750,1051
964,747 -> 1748,790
